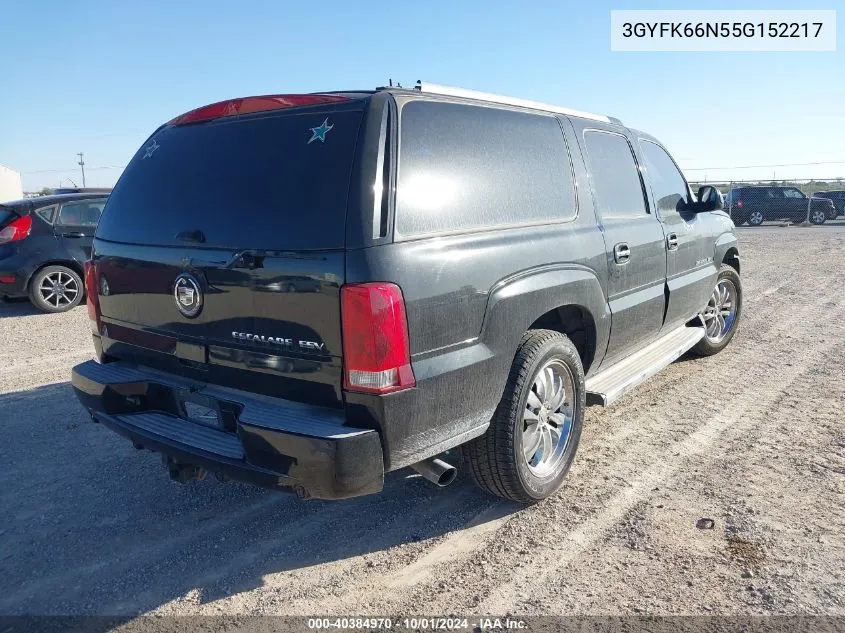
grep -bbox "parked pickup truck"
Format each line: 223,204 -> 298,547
71,82 -> 742,503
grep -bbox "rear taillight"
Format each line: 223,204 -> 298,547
0,216 -> 32,244
736,200 -> 743,209
84,260 -> 102,335
168,94 -> 351,126
341,283 -> 416,394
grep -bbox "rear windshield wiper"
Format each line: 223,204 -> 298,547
225,249 -> 267,270
175,229 -> 206,244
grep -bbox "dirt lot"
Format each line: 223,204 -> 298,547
1,223 -> 843,619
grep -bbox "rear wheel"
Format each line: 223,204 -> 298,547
462,329 -> 585,503
28,265 -> 84,313
747,210 -> 764,226
691,265 -> 742,357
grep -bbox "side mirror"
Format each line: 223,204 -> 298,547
695,185 -> 724,212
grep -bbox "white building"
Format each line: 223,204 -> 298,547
0,164 -> 23,202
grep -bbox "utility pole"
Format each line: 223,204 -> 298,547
77,152 -> 86,187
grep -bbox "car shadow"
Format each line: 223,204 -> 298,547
736,219 -> 845,229
0,382 -> 520,617
0,298 -> 41,317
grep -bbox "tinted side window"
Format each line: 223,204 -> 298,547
640,140 -> 690,216
396,101 -> 576,238
783,188 -> 805,199
36,205 -> 57,224
58,199 -> 106,226
582,131 -> 647,219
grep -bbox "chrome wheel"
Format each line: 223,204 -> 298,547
811,210 -> 826,224
703,279 -> 737,343
748,211 -> 764,225
39,270 -> 80,308
522,359 -> 576,477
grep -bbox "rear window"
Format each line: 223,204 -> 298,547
0,207 -> 20,227
395,100 -> 577,238
97,106 -> 365,250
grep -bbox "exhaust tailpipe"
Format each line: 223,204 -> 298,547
410,457 -> 458,487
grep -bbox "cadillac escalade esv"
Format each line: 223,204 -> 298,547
71,82 -> 742,503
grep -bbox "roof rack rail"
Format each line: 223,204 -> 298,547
414,80 -> 613,124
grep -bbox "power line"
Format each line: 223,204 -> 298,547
688,176 -> 845,183
685,160 -> 845,171
22,165 -> 126,174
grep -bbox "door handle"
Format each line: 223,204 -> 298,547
61,232 -> 84,238
667,233 -> 679,251
613,243 -> 631,264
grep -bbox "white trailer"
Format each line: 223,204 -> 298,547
0,165 -> 23,203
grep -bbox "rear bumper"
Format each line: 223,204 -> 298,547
0,273 -> 26,298
0,248 -> 34,298
71,360 -> 385,500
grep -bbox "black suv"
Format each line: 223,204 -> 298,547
812,190 -> 845,217
1,193 -> 108,312
726,185 -> 836,226
52,187 -> 113,196
71,82 -> 741,503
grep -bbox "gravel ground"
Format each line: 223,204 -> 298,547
0,223 -> 843,619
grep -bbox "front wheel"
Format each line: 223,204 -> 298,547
810,209 -> 828,224
692,265 -> 742,357
462,329 -> 585,503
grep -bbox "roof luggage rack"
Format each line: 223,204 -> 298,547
413,80 -> 615,124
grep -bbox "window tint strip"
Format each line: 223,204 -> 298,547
373,106 -> 390,239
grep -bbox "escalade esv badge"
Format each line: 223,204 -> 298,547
174,274 -> 203,318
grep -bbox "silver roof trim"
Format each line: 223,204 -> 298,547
414,81 -> 612,124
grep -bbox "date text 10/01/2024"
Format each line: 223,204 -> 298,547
306,617 -> 528,630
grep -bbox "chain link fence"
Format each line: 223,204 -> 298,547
687,178 -> 845,225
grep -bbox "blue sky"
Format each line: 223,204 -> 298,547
1,0 -> 842,190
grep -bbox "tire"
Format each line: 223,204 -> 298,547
462,329 -> 585,503
691,265 -> 742,357
28,265 -> 84,313
810,209 -> 827,224
747,210 -> 764,226
809,209 -> 826,225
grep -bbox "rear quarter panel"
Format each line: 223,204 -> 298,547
344,101 -> 611,469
